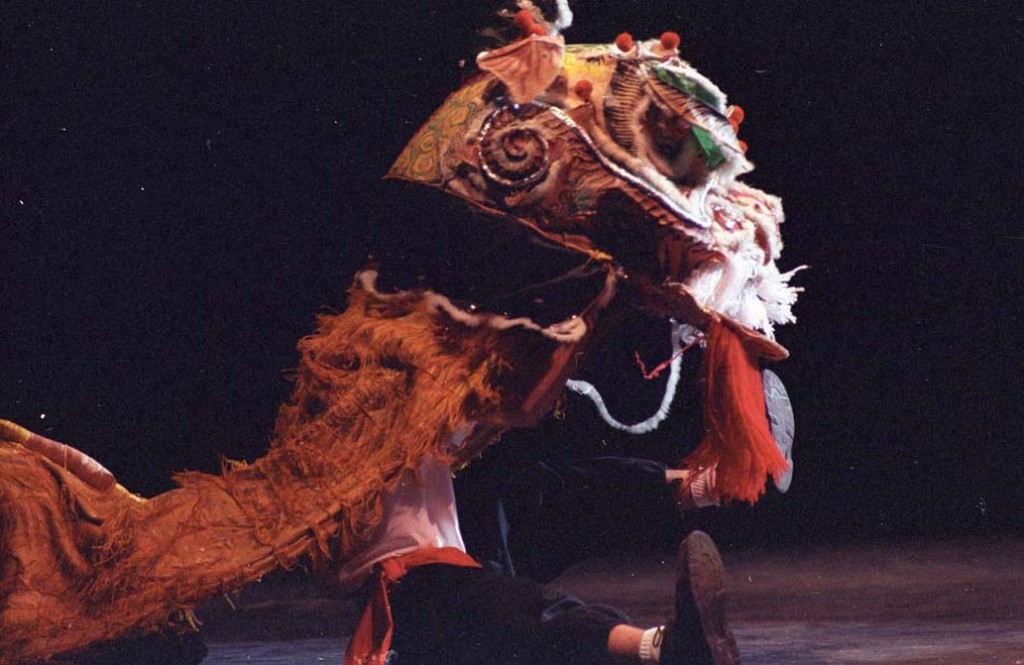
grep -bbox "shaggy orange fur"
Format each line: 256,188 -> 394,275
0,272 -> 609,663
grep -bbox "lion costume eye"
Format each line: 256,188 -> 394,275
645,103 -> 689,161
642,102 -> 709,187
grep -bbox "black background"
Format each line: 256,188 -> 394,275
3,1 -> 1022,546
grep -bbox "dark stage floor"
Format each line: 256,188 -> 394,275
197,538 -> 1024,664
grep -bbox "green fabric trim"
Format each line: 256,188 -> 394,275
653,67 -> 724,110
691,127 -> 726,170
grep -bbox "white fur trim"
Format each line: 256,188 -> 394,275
566,321 -> 686,434
552,0 -> 573,30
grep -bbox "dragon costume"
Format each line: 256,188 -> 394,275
0,3 -> 801,662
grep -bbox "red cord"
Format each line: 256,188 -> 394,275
634,335 -> 702,380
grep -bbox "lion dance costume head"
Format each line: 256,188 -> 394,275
389,2 -> 803,500
391,3 -> 802,343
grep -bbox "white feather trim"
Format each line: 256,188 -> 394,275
552,0 -> 573,30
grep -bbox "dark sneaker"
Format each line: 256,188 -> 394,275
660,530 -> 739,665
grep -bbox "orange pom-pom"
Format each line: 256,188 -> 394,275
529,23 -> 547,36
574,79 -> 594,99
729,105 -> 746,125
660,31 -> 681,50
737,140 -> 748,154
729,119 -> 741,134
615,32 -> 634,52
513,9 -> 536,31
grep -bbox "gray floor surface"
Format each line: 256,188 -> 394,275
198,538 -> 1024,664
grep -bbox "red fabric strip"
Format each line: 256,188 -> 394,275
343,547 -> 481,665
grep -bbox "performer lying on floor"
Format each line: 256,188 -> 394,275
340,3 -> 800,664
338,449 -> 739,665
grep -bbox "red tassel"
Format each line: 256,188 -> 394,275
683,319 -> 788,504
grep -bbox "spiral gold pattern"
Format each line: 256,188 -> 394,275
478,104 -> 551,190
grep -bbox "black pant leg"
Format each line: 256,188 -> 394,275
498,457 -> 676,583
388,564 -> 629,665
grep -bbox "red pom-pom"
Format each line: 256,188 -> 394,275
729,105 -> 746,125
574,79 -> 594,99
529,23 -> 547,36
615,32 -> 634,52
513,9 -> 536,31
737,140 -> 748,154
660,31 -> 681,50
729,119 -> 741,134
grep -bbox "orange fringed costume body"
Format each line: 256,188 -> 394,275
0,273 -> 613,662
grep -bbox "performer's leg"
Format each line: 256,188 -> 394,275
388,531 -> 738,665
493,456 -> 681,582
389,562 -> 628,665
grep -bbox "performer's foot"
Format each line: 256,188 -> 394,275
660,530 -> 739,665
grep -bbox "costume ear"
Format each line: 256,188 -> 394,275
477,35 -> 565,104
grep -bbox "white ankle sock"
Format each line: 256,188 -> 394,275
638,626 -> 664,664
690,465 -> 720,508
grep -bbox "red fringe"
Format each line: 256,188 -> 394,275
683,319 -> 789,504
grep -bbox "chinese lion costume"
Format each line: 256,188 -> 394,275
0,3 -> 801,662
